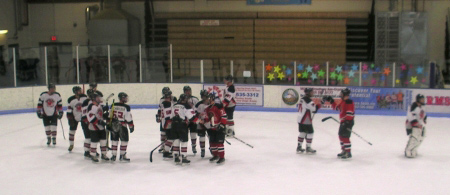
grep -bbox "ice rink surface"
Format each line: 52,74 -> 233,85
1,109 -> 450,195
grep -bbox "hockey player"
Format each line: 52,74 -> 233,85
222,75 -> 236,136
404,94 -> 427,158
183,85 -> 200,154
109,92 -> 134,162
202,93 -> 228,164
297,88 -> 321,154
89,82 -> 103,97
323,88 -> 355,159
67,86 -> 88,151
87,92 -> 110,162
195,90 -> 210,158
171,94 -> 196,165
36,83 -> 63,146
160,91 -> 175,159
81,89 -> 96,158
156,87 -> 177,153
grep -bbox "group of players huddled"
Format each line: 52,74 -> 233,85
36,75 -> 237,165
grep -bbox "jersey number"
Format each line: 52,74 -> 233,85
113,111 -> 124,119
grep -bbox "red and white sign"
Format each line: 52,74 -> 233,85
203,84 -> 263,106
412,89 -> 450,113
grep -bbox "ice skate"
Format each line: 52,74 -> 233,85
101,154 -> 110,161
192,146 -> 197,154
296,145 -> 305,153
120,153 -> 130,162
84,151 -> 91,159
306,147 -> 316,154
337,150 -> 346,158
52,137 -> 56,145
209,156 -> 219,163
181,156 -> 190,165
91,155 -> 99,162
68,145 -> 74,152
340,151 -> 352,159
111,155 -> 116,161
201,149 -> 205,158
174,156 -> 181,165
163,152 -> 173,159
216,158 -> 225,165
46,138 -> 51,146
158,148 -> 164,153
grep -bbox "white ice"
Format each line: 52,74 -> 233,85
1,110 -> 450,195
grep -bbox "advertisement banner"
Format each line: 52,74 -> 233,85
203,84 -> 263,106
280,86 -> 344,108
348,87 -> 412,111
412,89 -> 450,113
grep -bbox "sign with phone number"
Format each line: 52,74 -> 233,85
203,84 -> 263,106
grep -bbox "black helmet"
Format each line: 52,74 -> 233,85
183,86 -> 191,92
118,92 -> 128,102
89,82 -> 97,88
72,86 -> 82,94
224,75 -> 234,82
91,91 -> 101,102
304,88 -> 313,94
164,90 -> 172,98
200,89 -> 209,98
178,94 -> 187,103
48,83 -> 56,89
341,88 -> 351,96
416,94 -> 425,102
86,89 -> 95,99
162,87 -> 170,95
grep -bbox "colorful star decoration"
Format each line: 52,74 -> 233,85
401,64 -> 407,70
306,65 -> 313,73
371,78 -> 377,85
416,66 -> 424,74
362,64 -> 368,71
410,76 -> 418,85
265,64 -> 272,72
330,72 -> 337,79
337,74 -> 344,81
318,70 -> 325,78
314,64 -> 320,71
335,66 -> 343,73
267,73 -> 275,81
297,73 -> 302,78
344,77 -> 350,84
297,64 -> 304,71
311,73 -> 318,80
277,72 -> 285,80
352,64 -> 359,71
383,67 -> 391,75
302,71 -> 309,78
282,65 -> 287,70
396,79 -> 400,84
285,68 -> 292,75
348,70 -> 355,78
274,66 -> 281,73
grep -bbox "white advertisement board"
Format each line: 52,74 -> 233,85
279,86 -> 344,108
412,89 -> 450,113
203,84 -> 263,106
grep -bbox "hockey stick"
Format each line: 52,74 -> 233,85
232,136 -> 254,148
59,119 -> 66,140
149,142 -> 166,162
321,116 -> 373,146
106,99 -> 115,150
224,139 -> 231,145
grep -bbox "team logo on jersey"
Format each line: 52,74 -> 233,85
46,98 -> 55,107
282,88 -> 299,106
75,103 -> 83,112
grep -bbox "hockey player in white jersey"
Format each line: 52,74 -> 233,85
160,91 -> 175,159
171,94 -> 196,165
405,94 -> 427,158
109,92 -> 134,162
156,87 -> 177,153
67,86 -> 88,151
87,92 -> 109,162
36,83 -> 63,146
195,90 -> 210,158
222,75 -> 236,136
297,88 -> 321,153
183,86 -> 200,154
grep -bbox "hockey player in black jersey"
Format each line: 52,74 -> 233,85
183,86 -> 200,154
37,83 -> 63,146
108,92 -> 134,162
67,86 -> 88,151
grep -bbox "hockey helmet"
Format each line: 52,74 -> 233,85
200,90 -> 209,98
183,86 -> 192,92
48,83 -> 56,89
91,91 -> 102,103
72,86 -> 82,94
304,88 -> 313,96
164,90 -> 172,99
224,75 -> 234,82
416,94 -> 425,104
118,92 -> 128,103
178,94 -> 187,103
86,89 -> 95,99
89,82 -> 97,88
162,87 -> 170,95
341,88 -> 351,97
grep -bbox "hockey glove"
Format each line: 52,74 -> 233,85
406,128 -> 412,136
98,120 -> 107,127
218,124 -> 226,133
36,111 -> 43,119
58,111 -> 64,119
130,126 -> 134,133
155,114 -> 161,123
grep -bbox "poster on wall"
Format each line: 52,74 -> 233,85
280,86 -> 344,109
411,89 -> 450,113
203,84 -> 263,106
348,87 -> 412,111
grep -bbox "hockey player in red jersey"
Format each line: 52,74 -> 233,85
109,92 -> 134,162
202,93 -> 228,164
67,86 -> 88,151
297,88 -> 321,154
222,75 -> 236,137
404,94 -> 427,158
36,83 -> 63,146
323,88 -> 355,159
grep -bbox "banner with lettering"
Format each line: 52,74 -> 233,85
203,84 -> 263,106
